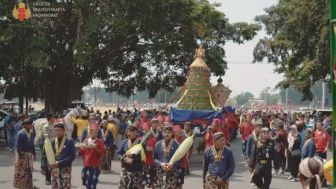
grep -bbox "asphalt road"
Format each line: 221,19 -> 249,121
0,136 -> 332,189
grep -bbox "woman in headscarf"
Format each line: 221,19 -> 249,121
298,157 -> 323,189
286,125 -> 301,182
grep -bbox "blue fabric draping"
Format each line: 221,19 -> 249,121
169,108 -> 225,123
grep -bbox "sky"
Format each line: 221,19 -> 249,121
208,0 -> 283,97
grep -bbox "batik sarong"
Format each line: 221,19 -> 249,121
101,145 -> 113,171
119,169 -> 145,189
13,152 -> 33,189
144,165 -> 156,187
156,167 -> 184,189
51,167 -> 72,189
81,167 -> 100,189
204,175 -> 229,189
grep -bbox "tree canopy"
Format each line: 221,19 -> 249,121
253,0 -> 330,101
0,0 -> 259,112
235,92 -> 254,105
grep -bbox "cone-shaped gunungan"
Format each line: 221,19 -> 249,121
177,46 -> 216,110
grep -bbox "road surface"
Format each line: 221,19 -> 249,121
0,136 -> 332,189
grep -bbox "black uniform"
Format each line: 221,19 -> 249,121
250,139 -> 275,189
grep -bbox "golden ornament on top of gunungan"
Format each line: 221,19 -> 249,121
176,46 -> 231,110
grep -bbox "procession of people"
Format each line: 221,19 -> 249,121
3,106 -> 331,189
242,111 -> 331,189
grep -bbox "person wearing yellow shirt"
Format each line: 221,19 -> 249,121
107,116 -> 118,139
107,116 -> 118,159
73,115 -> 89,141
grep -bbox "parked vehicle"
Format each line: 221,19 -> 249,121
0,110 -> 9,129
0,110 -> 9,139
28,109 -> 47,121
69,101 -> 87,110
0,101 -> 20,114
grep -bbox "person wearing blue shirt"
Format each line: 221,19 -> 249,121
117,125 -> 144,189
150,118 -> 163,141
13,119 -> 36,189
203,132 -> 235,189
246,124 -> 262,160
14,114 -> 25,133
118,119 -> 128,139
297,122 -> 306,151
5,113 -> 17,151
301,129 -> 316,159
50,120 -> 75,189
154,124 -> 184,189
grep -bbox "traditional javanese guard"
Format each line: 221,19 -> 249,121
203,132 -> 235,189
100,120 -> 115,172
182,122 -> 193,175
142,122 -> 157,189
246,120 -> 262,185
80,124 -> 106,189
13,119 -> 36,189
154,124 -> 184,189
117,125 -> 145,189
173,125 -> 188,187
40,113 -> 55,185
50,119 -> 76,189
249,127 -> 275,189
150,118 -> 163,140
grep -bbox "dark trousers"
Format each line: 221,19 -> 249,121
242,141 -> 247,155
274,152 -> 286,171
315,152 -> 327,160
288,153 -> 301,178
2,127 -> 8,145
45,167 -> 51,182
253,161 -> 272,189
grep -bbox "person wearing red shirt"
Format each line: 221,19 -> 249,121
314,122 -> 330,160
143,123 -> 157,189
139,111 -> 151,130
227,113 -> 239,140
221,117 -> 231,145
239,114 -> 255,156
79,125 -> 106,189
204,119 -> 222,148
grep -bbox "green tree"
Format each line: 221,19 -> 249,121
279,82 -> 332,107
77,0 -> 259,98
0,0 -> 259,112
235,92 -> 254,105
0,1 -> 47,113
253,0 -> 329,101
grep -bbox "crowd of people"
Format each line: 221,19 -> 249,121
240,111 -> 332,189
3,107 -> 236,189
1,107 -> 332,189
